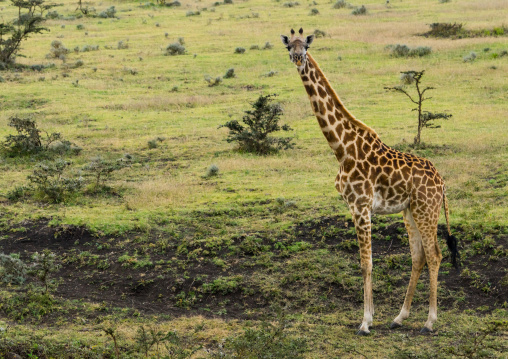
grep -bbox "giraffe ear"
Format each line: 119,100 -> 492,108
280,35 -> 290,47
305,35 -> 314,46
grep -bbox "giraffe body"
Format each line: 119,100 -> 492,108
281,29 -> 458,334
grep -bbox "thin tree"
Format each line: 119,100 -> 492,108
0,0 -> 58,66
385,70 -> 452,146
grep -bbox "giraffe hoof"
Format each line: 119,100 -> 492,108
420,327 -> 432,334
390,322 -> 402,329
356,330 -> 370,336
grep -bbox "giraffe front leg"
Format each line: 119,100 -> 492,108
352,208 -> 373,335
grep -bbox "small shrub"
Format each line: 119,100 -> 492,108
83,155 -> 131,191
219,94 -> 294,155
73,59 -> 84,68
186,10 -> 200,16
178,37 -> 185,45
205,75 -> 222,87
388,44 -> 432,58
46,40 -> 68,61
250,44 -> 260,50
234,47 -> 246,54
30,249 -> 61,294
0,253 -> 28,285
98,6 -> 116,18
81,44 -> 99,52
463,51 -> 477,62
1,117 -> 73,156
204,164 -> 219,178
332,0 -> 348,8
76,24 -> 85,30
263,41 -> 273,49
26,160 -> 82,203
224,68 -> 235,78
422,22 -> 464,38
117,40 -> 129,49
45,10 -> 60,19
351,5 -> 367,15
165,42 -> 186,55
224,0 -> 233,3
309,8 -> 319,15
283,1 -> 299,7
264,70 -> 277,77
314,29 -> 326,38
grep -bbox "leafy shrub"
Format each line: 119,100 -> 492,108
117,40 -> 129,49
205,75 -> 222,86
219,94 -> 294,155
31,249 -> 61,294
314,29 -> 326,38
234,47 -> 246,54
204,164 -> 219,178
98,6 -> 116,18
81,44 -> 99,52
83,156 -> 130,192
210,313 -> 308,358
388,44 -> 432,57
224,68 -> 235,78
0,253 -> 28,285
309,8 -> 319,15
73,59 -> 84,68
263,41 -> 273,49
0,117 -> 78,157
45,10 -> 60,19
250,44 -> 260,50
333,0 -> 348,8
463,51 -> 477,62
423,22 -> 464,38
165,42 -> 186,55
351,5 -> 367,15
28,159 -> 83,203
76,24 -> 84,30
45,40 -> 68,61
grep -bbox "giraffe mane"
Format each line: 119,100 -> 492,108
306,52 -> 379,138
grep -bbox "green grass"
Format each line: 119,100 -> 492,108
0,0 -> 507,357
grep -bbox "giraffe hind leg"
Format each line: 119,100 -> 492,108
391,208 -> 426,329
410,204 -> 442,332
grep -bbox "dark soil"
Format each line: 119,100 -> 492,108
1,217 -> 506,324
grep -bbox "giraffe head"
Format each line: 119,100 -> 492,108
280,28 -> 314,69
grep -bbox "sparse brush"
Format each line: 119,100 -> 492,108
76,24 -> 85,30
332,0 -> 348,8
264,70 -> 277,77
314,29 -> 326,38
178,37 -> 185,45
165,42 -> 186,55
117,40 -> 129,49
351,5 -> 367,15
98,6 -> 116,18
234,47 -> 246,54
83,155 -> 131,191
81,44 -> 99,52
263,42 -> 273,49
283,1 -> 299,7
388,44 -> 432,57
224,68 -> 235,78
463,51 -> 477,62
186,10 -> 200,16
30,249 -> 61,294
46,40 -> 68,61
204,164 -> 219,178
309,8 -> 319,15
73,59 -> 84,68
205,75 -> 222,86
250,44 -> 260,50
0,253 -> 28,285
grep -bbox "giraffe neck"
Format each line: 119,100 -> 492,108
298,52 -> 378,163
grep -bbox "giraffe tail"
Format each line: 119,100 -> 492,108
443,186 -> 460,269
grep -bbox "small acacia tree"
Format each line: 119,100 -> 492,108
385,70 -> 452,146
0,0 -> 58,66
219,94 -> 294,155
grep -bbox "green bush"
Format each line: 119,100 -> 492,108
27,159 -> 84,203
219,94 -> 294,155
234,47 -> 246,54
83,155 -> 131,192
165,42 -> 185,55
98,6 -> 116,18
309,8 -> 319,15
333,0 -> 348,8
0,253 -> 28,285
224,68 -> 235,78
388,44 -> 432,57
46,40 -> 68,60
351,5 -> 367,15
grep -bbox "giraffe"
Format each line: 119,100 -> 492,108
280,28 -> 459,335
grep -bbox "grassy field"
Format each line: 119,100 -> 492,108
0,0 -> 507,357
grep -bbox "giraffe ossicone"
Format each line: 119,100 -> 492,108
281,28 -> 460,335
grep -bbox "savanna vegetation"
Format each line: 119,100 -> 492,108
0,0 -> 507,357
